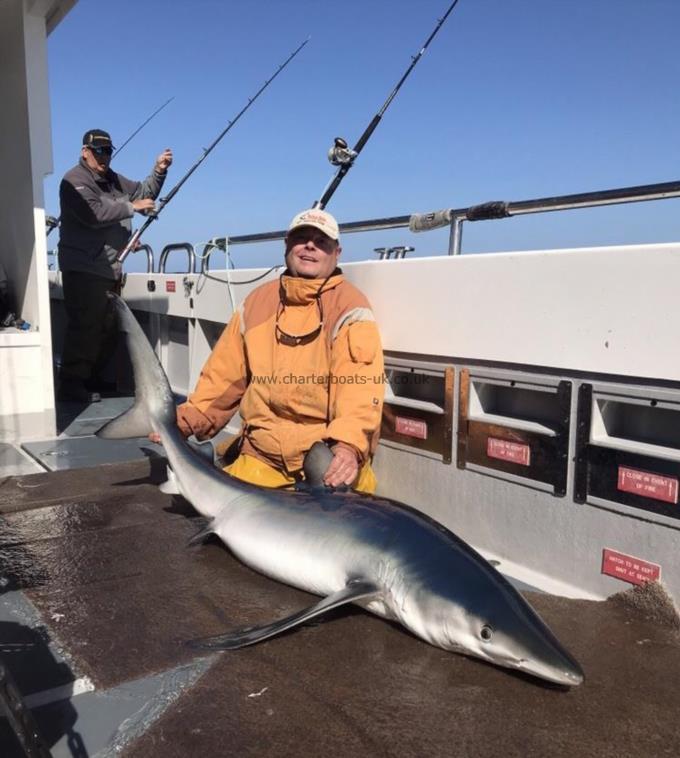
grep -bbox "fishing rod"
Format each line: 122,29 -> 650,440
111,96 -> 175,158
46,96 -> 175,236
117,38 -> 310,265
313,0 -> 461,210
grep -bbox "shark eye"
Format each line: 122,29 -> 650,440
480,624 -> 494,643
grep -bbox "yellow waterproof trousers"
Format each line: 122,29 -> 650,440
224,453 -> 377,494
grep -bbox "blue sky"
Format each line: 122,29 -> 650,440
45,0 -> 680,272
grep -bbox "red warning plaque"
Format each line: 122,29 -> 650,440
166,280 -> 176,293
602,548 -> 661,586
395,417 -> 427,440
486,437 -> 530,466
617,466 -> 678,504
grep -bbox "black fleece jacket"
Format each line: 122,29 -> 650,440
58,158 -> 166,279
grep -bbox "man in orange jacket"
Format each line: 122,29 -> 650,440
176,208 -> 384,493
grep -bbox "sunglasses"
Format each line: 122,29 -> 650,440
88,146 -> 113,157
286,229 -> 337,253
275,290 -> 324,346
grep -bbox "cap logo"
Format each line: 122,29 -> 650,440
300,212 -> 326,224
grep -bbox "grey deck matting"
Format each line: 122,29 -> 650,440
0,460 -> 678,758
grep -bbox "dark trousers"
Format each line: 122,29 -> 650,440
60,271 -> 120,383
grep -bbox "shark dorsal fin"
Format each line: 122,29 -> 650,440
97,402 -> 152,439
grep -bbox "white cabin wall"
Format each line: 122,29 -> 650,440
0,0 -> 74,440
1,0 -> 37,321
352,244 -> 680,383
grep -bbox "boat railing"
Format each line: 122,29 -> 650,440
46,178 -> 680,274
373,246 -> 414,260
203,178 -> 680,264
443,178 -> 680,255
134,243 -> 155,273
158,242 -> 196,274
47,243 -> 156,273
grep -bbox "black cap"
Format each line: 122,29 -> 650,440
82,129 -> 115,149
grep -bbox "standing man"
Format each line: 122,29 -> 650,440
57,129 -> 172,402
175,208 -> 384,492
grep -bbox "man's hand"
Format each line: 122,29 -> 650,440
323,444 -> 359,488
155,148 -> 173,173
132,198 -> 156,215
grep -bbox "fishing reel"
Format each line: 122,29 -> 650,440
327,137 -> 357,166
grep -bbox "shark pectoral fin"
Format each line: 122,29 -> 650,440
96,402 -> 151,439
186,579 -> 380,651
159,466 -> 181,495
186,519 -> 215,547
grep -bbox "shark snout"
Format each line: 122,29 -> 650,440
562,666 -> 585,687
517,652 -> 585,687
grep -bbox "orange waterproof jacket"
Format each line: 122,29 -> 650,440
177,271 -> 384,473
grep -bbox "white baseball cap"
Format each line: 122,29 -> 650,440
287,208 -> 339,241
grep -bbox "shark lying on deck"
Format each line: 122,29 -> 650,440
97,294 -> 584,687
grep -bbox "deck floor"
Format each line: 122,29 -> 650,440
1,458 -> 679,756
